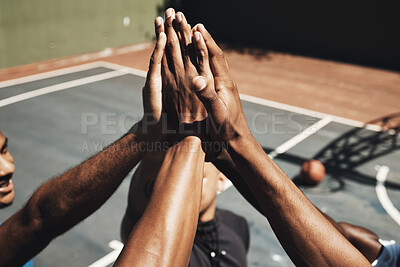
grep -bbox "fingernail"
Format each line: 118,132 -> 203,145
166,8 -> 174,18
155,17 -> 162,26
176,13 -> 182,22
194,76 -> 207,90
197,24 -> 205,31
194,32 -> 201,42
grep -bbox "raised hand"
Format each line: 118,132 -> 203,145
159,8 -> 211,129
190,23 -> 370,267
190,24 -> 252,142
138,19 -> 166,139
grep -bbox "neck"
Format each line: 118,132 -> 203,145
199,199 -> 216,222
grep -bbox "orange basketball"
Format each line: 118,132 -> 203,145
301,160 -> 325,185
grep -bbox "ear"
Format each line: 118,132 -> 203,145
217,172 -> 228,192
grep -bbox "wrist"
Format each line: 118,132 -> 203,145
227,132 -> 259,157
129,119 -> 161,142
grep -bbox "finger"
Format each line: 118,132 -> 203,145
154,16 -> 164,37
143,32 -> 166,117
147,32 -> 166,81
164,8 -> 184,69
195,24 -> 231,78
192,76 -> 224,115
175,12 -> 193,64
154,16 -> 170,77
193,31 -> 211,76
175,12 -> 192,46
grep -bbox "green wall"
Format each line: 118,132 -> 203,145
0,0 -> 164,68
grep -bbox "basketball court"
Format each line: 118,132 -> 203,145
1,52 -> 399,266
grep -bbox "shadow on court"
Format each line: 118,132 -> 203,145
269,113 -> 400,192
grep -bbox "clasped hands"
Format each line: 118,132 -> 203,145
138,8 -> 252,155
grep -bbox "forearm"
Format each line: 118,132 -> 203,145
115,136 -> 205,267
0,123 -> 150,266
212,149 -> 262,213
31,129 -> 147,229
228,136 -> 370,266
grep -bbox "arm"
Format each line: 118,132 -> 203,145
319,211 -> 382,263
214,148 -> 381,263
120,150 -> 166,243
212,149 -> 262,213
189,23 -> 370,266
0,128 -> 148,266
0,24 -> 167,267
121,9 -> 210,243
115,136 -> 205,267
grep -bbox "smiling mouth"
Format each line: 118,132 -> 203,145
0,179 -> 10,187
0,174 -> 14,193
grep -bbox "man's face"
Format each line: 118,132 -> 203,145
0,131 -> 15,208
199,162 -> 226,213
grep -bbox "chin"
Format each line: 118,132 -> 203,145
0,190 -> 15,208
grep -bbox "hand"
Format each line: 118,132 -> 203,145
136,18 -> 166,140
160,8 -> 212,129
191,24 -> 252,143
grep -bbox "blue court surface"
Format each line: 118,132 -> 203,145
1,62 -> 399,267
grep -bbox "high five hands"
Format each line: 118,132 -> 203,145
142,7 -> 253,154
139,8 -> 371,267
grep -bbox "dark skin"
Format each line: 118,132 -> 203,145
116,9 -> 214,266
184,18 -> 370,266
321,212 -> 383,263
213,148 -> 384,263
0,26 -> 167,267
114,136 -> 205,267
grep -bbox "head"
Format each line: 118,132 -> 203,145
199,162 -> 227,220
0,131 -> 15,208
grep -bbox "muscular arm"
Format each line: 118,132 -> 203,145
0,126 -> 150,266
212,149 -> 262,213
115,136 -> 205,267
228,136 -> 369,266
189,23 -> 370,266
214,148 -> 381,263
0,23 -> 167,266
320,211 -> 382,263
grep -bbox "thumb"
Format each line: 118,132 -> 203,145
192,76 -> 221,113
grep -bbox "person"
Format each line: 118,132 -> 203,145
0,20 -> 173,266
117,8 -> 370,266
114,136 -> 207,267
0,7 -> 374,267
121,10 -> 249,266
159,8 -> 370,265
321,211 -> 400,266
121,154 -> 249,266
300,160 -> 400,266
0,131 -> 33,267
0,131 -> 15,209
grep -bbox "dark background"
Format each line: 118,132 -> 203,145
165,0 -> 400,71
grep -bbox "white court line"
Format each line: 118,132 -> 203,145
239,94 -> 381,132
98,61 -> 148,77
0,70 -> 128,108
375,166 -> 400,226
222,116 -> 333,191
0,61 -> 106,89
96,61 -> 382,132
268,116 -> 333,158
88,240 -> 123,267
